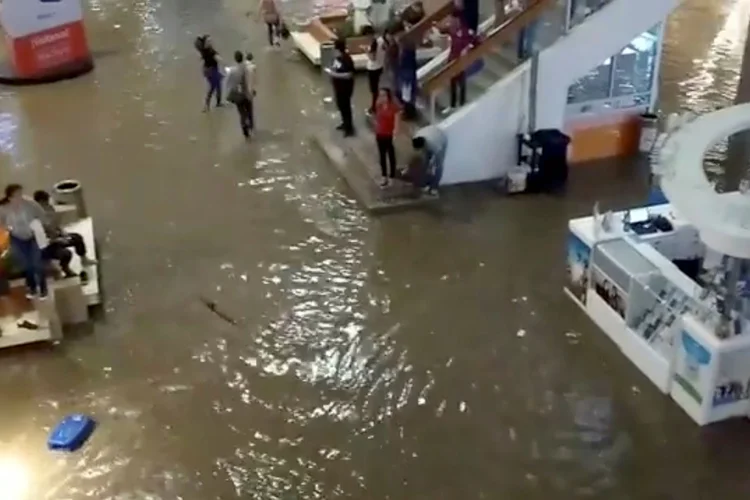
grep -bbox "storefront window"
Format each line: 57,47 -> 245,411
568,0 -> 613,28
567,58 -> 612,103
612,27 -> 659,97
566,24 -> 661,106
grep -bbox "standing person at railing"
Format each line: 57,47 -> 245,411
461,0 -> 478,32
325,39 -> 356,137
446,10 -> 477,110
381,30 -> 400,94
366,31 -> 386,114
398,38 -> 418,120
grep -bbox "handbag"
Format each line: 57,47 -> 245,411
279,22 -> 290,40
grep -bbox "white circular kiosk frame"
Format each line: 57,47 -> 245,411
657,104 -> 750,259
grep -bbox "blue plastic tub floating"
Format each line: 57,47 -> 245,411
48,414 -> 96,452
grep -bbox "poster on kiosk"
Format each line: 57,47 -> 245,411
0,0 -> 91,78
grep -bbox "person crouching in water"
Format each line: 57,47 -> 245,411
374,88 -> 400,187
407,124 -> 447,195
225,51 -> 255,139
195,35 -> 223,112
33,190 -> 96,284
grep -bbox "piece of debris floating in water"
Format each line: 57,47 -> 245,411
199,296 -> 239,326
516,329 -> 526,338
48,414 -> 97,452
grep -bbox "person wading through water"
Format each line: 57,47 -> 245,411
225,51 -> 255,139
258,0 -> 281,47
195,35 -> 223,112
325,39 -> 355,137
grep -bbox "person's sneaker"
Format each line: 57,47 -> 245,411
80,256 -> 97,267
335,123 -> 345,130
63,269 -> 77,279
343,129 -> 356,138
80,271 -> 89,285
38,292 -> 48,301
380,178 -> 390,188
17,320 -> 38,330
25,292 -> 36,300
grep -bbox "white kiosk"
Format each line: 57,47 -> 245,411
565,104 -> 750,426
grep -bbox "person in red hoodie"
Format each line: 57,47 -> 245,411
373,88 -> 400,187
446,10 -> 477,109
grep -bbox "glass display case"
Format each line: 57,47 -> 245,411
627,271 -> 721,360
589,238 -> 659,319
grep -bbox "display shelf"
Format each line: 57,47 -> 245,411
585,288 -> 672,392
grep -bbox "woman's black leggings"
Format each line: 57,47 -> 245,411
376,135 -> 396,178
367,68 -> 382,111
266,22 -> 277,45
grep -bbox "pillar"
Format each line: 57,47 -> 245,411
0,0 -> 92,80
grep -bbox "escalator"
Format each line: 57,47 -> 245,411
417,0 -> 682,184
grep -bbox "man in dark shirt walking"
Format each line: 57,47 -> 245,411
325,39 -> 356,137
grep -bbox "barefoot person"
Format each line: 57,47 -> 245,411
374,88 -> 400,187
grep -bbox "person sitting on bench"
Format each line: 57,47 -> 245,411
33,190 -> 95,284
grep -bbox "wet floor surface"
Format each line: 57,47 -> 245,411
2,0 -> 750,498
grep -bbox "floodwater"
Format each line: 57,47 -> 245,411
1,0 -> 750,498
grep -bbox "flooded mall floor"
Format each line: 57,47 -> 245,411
2,0 -> 750,498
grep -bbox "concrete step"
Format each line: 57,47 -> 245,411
312,122 -> 439,214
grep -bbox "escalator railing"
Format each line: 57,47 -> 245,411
398,1 -> 455,46
420,0 -> 555,122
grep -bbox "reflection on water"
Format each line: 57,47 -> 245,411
0,0 -> 750,498
662,0 -> 750,184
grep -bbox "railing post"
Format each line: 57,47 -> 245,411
429,93 -> 437,123
528,50 -> 539,133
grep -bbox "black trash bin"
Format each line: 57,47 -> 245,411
517,129 -> 571,193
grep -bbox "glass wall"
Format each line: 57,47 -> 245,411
566,24 -> 661,115
568,0 -> 614,29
